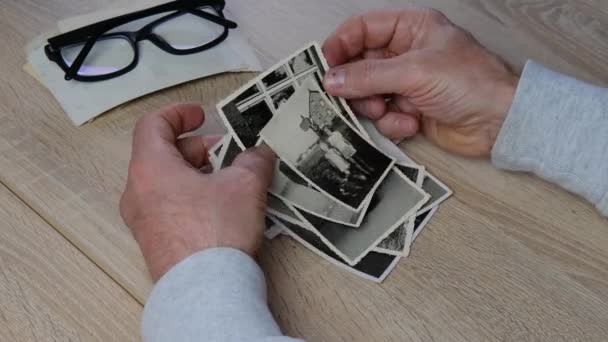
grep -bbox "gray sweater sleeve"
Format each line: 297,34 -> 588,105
492,61 -> 608,216
141,248 -> 302,342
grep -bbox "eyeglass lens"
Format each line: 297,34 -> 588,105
58,6 -> 225,77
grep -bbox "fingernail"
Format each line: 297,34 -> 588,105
325,68 -> 345,90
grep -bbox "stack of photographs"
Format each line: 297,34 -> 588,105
210,42 -> 452,282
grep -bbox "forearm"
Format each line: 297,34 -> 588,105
141,248 -> 301,342
492,61 -> 608,216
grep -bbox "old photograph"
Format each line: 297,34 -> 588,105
289,168 -> 429,266
261,80 -> 395,211
413,206 -> 439,242
267,193 -> 303,226
419,171 -> 452,214
264,215 -> 284,240
274,216 -> 400,282
216,136 -> 359,228
210,135 -> 226,158
374,217 -> 415,257
220,137 -> 241,169
217,42 -> 369,150
270,160 -> 370,227
395,163 -> 424,186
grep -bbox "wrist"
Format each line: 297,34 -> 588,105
488,75 -> 519,150
133,224 -> 218,282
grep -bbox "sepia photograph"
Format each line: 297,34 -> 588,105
269,160 -> 369,227
418,171 -> 452,214
217,42 -> 370,151
374,217 -> 415,257
260,80 -> 395,211
289,168 -> 429,265
274,216 -> 401,282
413,206 -> 439,242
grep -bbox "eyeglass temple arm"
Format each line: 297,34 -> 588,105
63,37 -> 98,80
188,8 -> 237,29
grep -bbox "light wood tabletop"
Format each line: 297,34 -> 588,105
1,0 -> 607,341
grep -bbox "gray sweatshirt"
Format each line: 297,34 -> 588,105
141,61 -> 608,342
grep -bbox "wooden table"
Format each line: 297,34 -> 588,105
1,0 -> 607,341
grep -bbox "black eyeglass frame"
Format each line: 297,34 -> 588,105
45,0 -> 237,82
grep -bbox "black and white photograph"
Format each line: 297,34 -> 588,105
267,193 -> 303,226
288,168 -> 429,265
232,83 -> 261,104
374,217 -> 415,257
220,136 -> 241,169
210,137 -> 225,158
395,163 -> 424,186
215,137 -> 328,228
413,206 -> 439,242
289,49 -> 315,75
262,65 -> 289,90
217,42 -> 369,151
220,98 -> 274,148
273,216 -> 401,282
418,171 -> 452,214
269,159 -> 370,227
264,215 -> 284,240
294,46 -> 368,135
270,84 -> 295,109
208,134 -> 227,170
260,79 -> 395,211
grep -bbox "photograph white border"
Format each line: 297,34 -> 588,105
272,189 -> 372,228
273,216 -> 401,283
286,167 -> 429,266
217,42 -> 370,152
258,81 -> 395,211
412,206 -> 439,242
418,171 -> 453,214
372,216 -> 415,257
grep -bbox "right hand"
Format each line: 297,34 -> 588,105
322,8 -> 519,157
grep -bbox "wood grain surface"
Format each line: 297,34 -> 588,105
0,184 -> 141,341
0,0 -> 607,341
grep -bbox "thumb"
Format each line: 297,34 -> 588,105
231,144 -> 276,189
323,55 -> 421,98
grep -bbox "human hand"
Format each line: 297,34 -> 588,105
322,8 -> 519,157
120,103 -> 275,282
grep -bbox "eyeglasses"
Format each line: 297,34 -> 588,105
45,0 -> 237,82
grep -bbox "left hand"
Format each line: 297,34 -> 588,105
120,103 -> 275,282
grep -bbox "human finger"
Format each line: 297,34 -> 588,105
176,135 -> 222,168
324,54 -> 425,98
322,9 -> 430,66
374,111 -> 420,140
132,103 -> 205,160
349,96 -> 387,120
230,144 -> 276,189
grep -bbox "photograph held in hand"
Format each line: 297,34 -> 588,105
288,168 -> 429,266
272,216 -> 401,282
219,134 -> 369,227
217,42 -> 367,151
270,160 -> 372,227
260,79 -> 395,211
